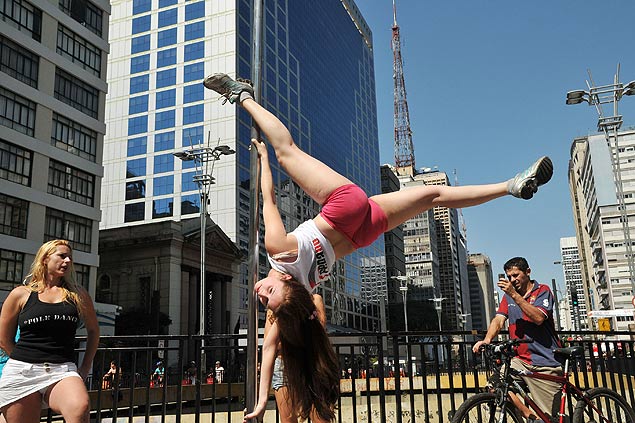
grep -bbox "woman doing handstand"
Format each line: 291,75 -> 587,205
204,73 -> 553,422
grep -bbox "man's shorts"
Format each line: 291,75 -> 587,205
319,184 -> 388,249
510,357 -> 563,417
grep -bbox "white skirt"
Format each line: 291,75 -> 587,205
0,359 -> 81,409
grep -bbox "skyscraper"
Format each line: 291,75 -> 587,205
569,130 -> 635,331
559,237 -> 587,331
101,0 -> 382,331
0,0 -> 109,297
467,253 -> 496,331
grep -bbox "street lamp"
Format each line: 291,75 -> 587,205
173,141 -> 235,372
390,275 -> 409,342
566,66 -> 635,311
430,297 -> 446,364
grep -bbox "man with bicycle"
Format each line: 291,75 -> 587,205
473,257 -> 562,423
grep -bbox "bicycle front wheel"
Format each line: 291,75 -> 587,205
572,387 -> 635,423
452,392 -> 524,423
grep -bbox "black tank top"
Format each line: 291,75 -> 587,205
11,291 -> 79,363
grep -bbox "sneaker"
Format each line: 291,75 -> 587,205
527,416 -> 544,423
508,156 -> 553,200
203,73 -> 254,104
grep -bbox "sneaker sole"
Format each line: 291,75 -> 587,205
520,157 -> 553,199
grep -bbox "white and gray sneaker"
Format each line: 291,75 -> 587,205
203,73 -> 253,104
507,156 -> 553,200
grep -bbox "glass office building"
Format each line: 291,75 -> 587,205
103,0 -> 383,330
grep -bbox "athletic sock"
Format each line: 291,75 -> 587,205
239,90 -> 254,103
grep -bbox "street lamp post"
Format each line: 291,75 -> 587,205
391,275 -> 409,343
430,297 -> 446,364
566,67 -> 635,314
173,142 -> 235,373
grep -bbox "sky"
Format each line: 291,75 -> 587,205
354,0 -> 635,293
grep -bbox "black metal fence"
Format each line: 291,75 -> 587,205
42,330 -> 635,422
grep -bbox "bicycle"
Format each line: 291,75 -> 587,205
451,339 -> 635,423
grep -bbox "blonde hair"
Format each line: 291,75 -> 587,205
24,239 -> 86,316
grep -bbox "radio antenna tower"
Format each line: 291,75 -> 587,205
392,0 -> 416,177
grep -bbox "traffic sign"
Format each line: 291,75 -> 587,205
597,318 -> 611,331
588,309 -> 635,317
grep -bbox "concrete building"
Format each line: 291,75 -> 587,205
467,253 -> 496,331
569,130 -> 635,331
101,0 -> 382,333
398,170 -> 467,330
559,237 -> 588,331
0,0 -> 109,304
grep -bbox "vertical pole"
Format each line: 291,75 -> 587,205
551,278 -> 560,331
246,0 -> 264,417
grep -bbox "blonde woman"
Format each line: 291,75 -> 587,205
0,240 -> 99,423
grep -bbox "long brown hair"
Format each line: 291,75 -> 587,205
274,280 -> 340,421
24,239 -> 87,316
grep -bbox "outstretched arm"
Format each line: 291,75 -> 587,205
252,139 -> 297,255
78,288 -> 100,380
244,318 -> 279,421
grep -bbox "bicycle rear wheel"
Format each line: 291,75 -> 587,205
572,387 -> 635,423
452,392 -> 524,423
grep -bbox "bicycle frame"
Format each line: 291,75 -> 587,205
495,348 -> 616,423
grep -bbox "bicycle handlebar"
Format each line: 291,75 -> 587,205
480,338 -> 534,355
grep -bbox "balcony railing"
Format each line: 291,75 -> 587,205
40,330 -> 635,423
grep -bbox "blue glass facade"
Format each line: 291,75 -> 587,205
237,0 -> 382,331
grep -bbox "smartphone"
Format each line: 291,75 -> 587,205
498,273 -> 506,281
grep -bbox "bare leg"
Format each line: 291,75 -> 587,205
371,182 -> 508,230
4,393 -> 41,423
274,387 -> 297,423
46,377 -> 90,423
241,98 -> 351,205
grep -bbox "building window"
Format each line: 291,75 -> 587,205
130,74 -> 149,94
153,175 -> 173,196
159,0 -> 176,8
181,193 -> 200,214
54,69 -> 99,119
156,69 -> 176,88
157,48 -> 177,68
57,24 -> 102,77
74,263 -> 89,289
48,160 -> 95,206
51,113 -> 97,162
132,15 -> 151,34
0,248 -> 24,286
155,110 -> 174,130
96,274 -> 111,303
184,41 -> 204,62
124,202 -> 144,222
183,104 -> 203,125
129,95 -> 149,115
0,35 -> 39,88
0,0 -> 42,41
0,193 -> 28,238
127,136 -> 147,156
181,172 -> 197,192
0,86 -> 36,136
130,54 -> 150,74
185,21 -> 204,41
131,34 -> 151,54
185,1 -> 204,21
182,126 -> 203,146
45,208 -> 92,252
156,89 -> 175,109
183,84 -> 203,103
184,62 -> 204,83
158,8 -> 177,27
152,198 -> 173,218
126,180 -> 145,200
132,0 -> 151,15
58,0 -> 103,37
126,158 -> 146,178
128,115 -> 148,135
0,139 -> 32,186
153,154 -> 173,174
154,131 -> 174,151
157,28 -> 177,47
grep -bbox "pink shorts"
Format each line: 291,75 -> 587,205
319,184 -> 388,249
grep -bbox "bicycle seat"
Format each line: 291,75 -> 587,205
553,346 -> 583,358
